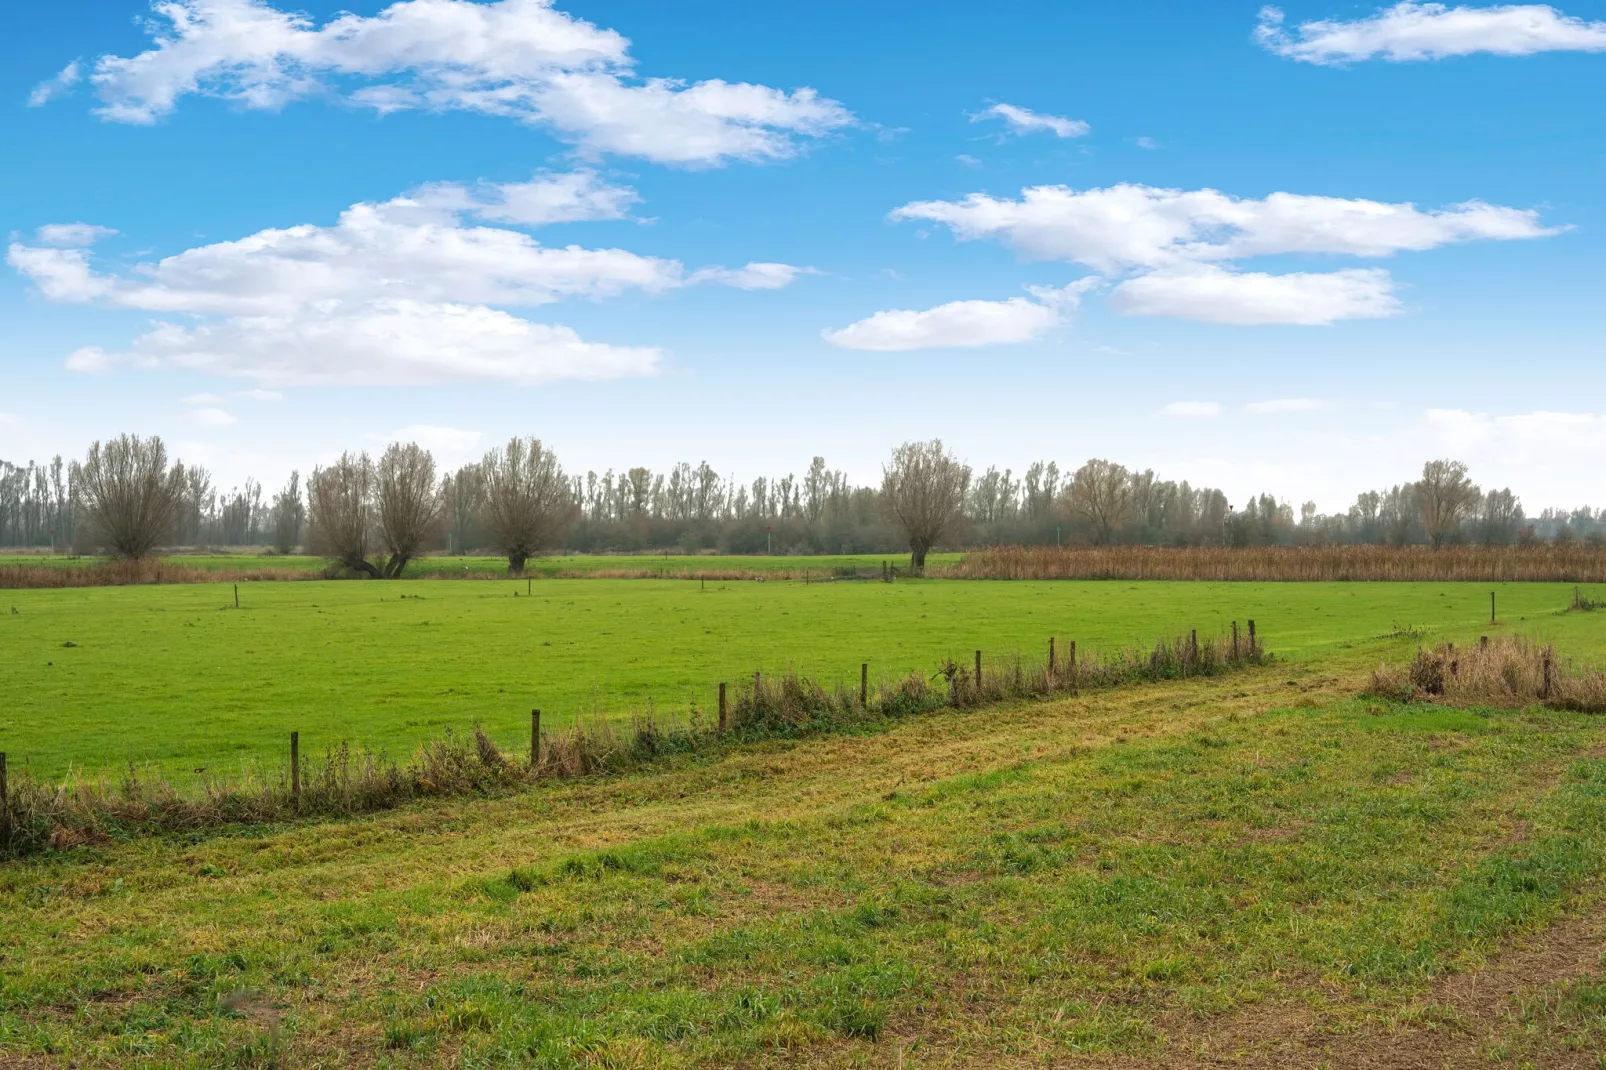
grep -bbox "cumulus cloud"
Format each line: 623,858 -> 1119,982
1256,3 -> 1606,64
1161,401 -> 1223,418
10,190 -> 803,385
65,0 -> 852,165
1247,397 -> 1330,413
106,300 -> 662,386
412,170 -> 639,225
891,181 -> 1555,325
1110,266 -> 1401,325
973,102 -> 1090,138
892,183 -> 1556,272
822,279 -> 1096,352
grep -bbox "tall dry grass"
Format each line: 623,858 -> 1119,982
0,628 -> 1268,858
954,545 -> 1606,583
0,559 -> 316,589
1368,635 -> 1606,712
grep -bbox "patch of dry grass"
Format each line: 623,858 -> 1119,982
1369,634 -> 1606,712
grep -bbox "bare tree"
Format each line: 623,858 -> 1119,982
442,463 -> 485,554
308,453 -> 380,577
271,471 -> 305,554
480,437 -> 574,574
1415,459 -> 1481,548
881,439 -> 970,569
375,442 -> 443,578
70,434 -> 186,559
1478,487 -> 1524,546
1066,459 -> 1132,544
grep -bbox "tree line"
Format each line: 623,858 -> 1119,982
3,436 -> 1600,568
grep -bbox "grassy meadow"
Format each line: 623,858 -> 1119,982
1,576 -> 1599,781
5,646 -> 1606,1066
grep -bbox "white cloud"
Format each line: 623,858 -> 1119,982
181,392 -> 227,404
1161,401 -> 1223,418
1135,136 -> 1159,150
892,183 -> 1557,272
412,169 -> 639,225
70,0 -> 852,165
34,223 -> 117,247
236,388 -> 283,401
1247,397 -> 1329,413
822,279 -> 1094,352
823,297 -> 1060,352
1111,265 -> 1401,325
891,181 -> 1553,325
974,102 -> 1090,139
691,262 -> 811,290
65,347 -> 114,373
28,61 -> 82,107
0,412 -> 17,426
11,189 -> 799,386
86,300 -> 663,387
1256,3 -> 1606,64
190,406 -> 238,428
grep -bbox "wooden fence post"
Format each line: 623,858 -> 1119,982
233,584 -> 239,609
290,731 -> 300,806
860,663 -> 869,707
1069,641 -> 1078,696
1491,591 -> 1496,624
1247,620 -> 1257,654
975,650 -> 982,697
531,709 -> 541,769
0,752 -> 8,846
718,683 -> 728,731
1048,637 -> 1056,680
1232,621 -> 1240,660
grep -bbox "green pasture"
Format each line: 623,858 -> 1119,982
6,665 -> 1606,1065
1,577 -> 1599,780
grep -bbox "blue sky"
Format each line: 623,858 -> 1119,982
3,0 -> 1604,511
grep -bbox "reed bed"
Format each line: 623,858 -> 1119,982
0,628 -> 1268,859
0,559 -> 316,589
1368,635 -> 1606,712
954,545 -> 1606,583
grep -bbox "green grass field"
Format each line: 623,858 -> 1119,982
1,577 -> 1598,780
6,653 -> 1606,1066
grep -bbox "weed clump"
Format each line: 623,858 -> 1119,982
1368,635 -> 1606,712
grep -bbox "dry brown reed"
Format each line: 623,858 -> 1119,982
954,545 -> 1606,583
1368,635 -> 1606,712
0,628 -> 1268,859
0,559 -> 315,589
